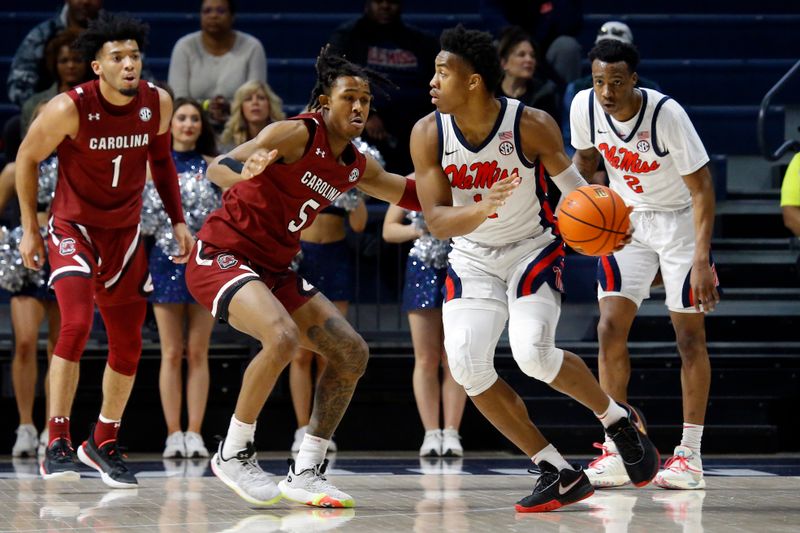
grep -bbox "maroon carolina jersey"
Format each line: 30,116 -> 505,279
51,79 -> 161,228
197,112 -> 367,272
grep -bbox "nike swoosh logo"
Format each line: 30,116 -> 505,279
445,149 -> 458,156
597,130 -> 608,134
558,476 -> 583,495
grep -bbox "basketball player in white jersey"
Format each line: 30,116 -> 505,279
571,39 -> 719,490
410,25 -> 659,513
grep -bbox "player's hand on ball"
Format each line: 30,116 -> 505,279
242,149 -> 278,179
20,229 -> 45,270
171,222 -> 196,264
479,173 -> 521,217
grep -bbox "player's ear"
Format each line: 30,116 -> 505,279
91,60 -> 102,77
467,73 -> 481,91
318,94 -> 330,109
630,72 -> 639,86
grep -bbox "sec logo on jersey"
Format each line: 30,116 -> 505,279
349,168 -> 360,182
139,107 -> 152,122
499,141 -> 514,155
636,139 -> 651,152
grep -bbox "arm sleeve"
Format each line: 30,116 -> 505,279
780,153 -> 800,207
657,100 -> 710,176
569,90 -> 594,150
148,132 -> 186,224
167,37 -> 191,99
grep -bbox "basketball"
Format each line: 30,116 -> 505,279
556,185 -> 631,256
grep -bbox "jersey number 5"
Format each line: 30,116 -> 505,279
111,154 -> 123,188
288,199 -> 321,232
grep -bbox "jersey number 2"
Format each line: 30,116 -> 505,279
288,199 -> 321,232
111,154 -> 123,188
623,174 -> 644,194
473,194 -> 499,219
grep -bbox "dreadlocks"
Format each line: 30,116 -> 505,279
307,44 -> 394,111
73,12 -> 149,61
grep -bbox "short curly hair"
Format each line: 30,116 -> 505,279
440,25 -> 503,93
73,12 -> 149,61
588,39 -> 640,73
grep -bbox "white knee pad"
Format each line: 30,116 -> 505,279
508,288 -> 565,383
443,299 -> 506,397
509,320 -> 564,383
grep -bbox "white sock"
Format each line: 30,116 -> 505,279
680,423 -> 703,454
595,397 -> 627,428
222,415 -> 256,459
295,432 -> 329,472
532,443 -> 571,472
98,414 -> 120,424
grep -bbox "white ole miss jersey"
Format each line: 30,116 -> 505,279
570,88 -> 709,212
436,97 -> 558,248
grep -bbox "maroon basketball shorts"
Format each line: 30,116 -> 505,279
185,240 -> 318,322
47,216 -> 151,306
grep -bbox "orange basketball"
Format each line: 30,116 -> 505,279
556,185 -> 631,256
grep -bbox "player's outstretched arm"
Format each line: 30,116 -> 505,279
16,93 -> 78,269
408,114 -> 518,239
356,155 -> 421,210
207,120 -> 308,188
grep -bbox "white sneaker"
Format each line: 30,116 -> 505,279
441,428 -> 463,457
654,446 -> 706,489
291,426 -> 307,453
210,441 -> 282,506
278,459 -> 355,508
292,426 -> 338,453
12,424 -> 38,458
37,429 -> 48,457
163,431 -> 186,458
419,429 -> 442,457
585,441 -> 631,488
184,431 -> 210,458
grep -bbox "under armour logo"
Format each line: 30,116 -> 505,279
88,113 -> 100,121
54,417 -> 66,423
315,148 -> 325,158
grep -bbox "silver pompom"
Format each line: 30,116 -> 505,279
37,155 -> 58,209
353,137 -> 385,167
406,211 -> 450,269
0,226 -> 49,293
143,169 -> 221,251
332,189 -> 364,212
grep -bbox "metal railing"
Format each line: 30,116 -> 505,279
758,59 -> 800,161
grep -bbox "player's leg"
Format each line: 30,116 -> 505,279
10,295 -> 46,457
654,213 -> 714,490
38,299 -> 60,455
409,308 -> 445,456
184,303 -> 214,458
289,347 -> 315,451
440,341 -> 467,457
154,303 -> 188,458
278,291 -> 367,508
597,297 -> 638,401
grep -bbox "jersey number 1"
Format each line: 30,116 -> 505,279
111,154 -> 123,188
288,199 -> 321,232
473,194 -> 499,219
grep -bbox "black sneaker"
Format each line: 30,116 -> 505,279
515,461 -> 594,513
40,438 -> 80,481
77,430 -> 137,488
605,403 -> 660,487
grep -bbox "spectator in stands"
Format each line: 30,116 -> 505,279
168,0 -> 267,130
496,26 -> 560,122
21,29 -> 88,134
219,80 -> 285,152
7,0 -> 101,106
328,0 -> 438,175
0,102 -> 60,458
383,203 -> 466,457
153,98 -> 221,459
4,1 -> 102,163
481,0 -> 583,87
562,21 -> 661,157
780,152 -> 800,237
290,190 -> 367,453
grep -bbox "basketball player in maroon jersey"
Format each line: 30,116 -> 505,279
16,13 -> 193,488
185,46 -> 421,508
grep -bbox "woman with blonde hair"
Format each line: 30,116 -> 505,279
220,80 -> 285,151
